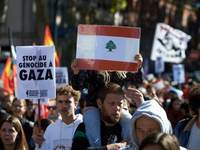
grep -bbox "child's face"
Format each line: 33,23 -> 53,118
32,125 -> 45,143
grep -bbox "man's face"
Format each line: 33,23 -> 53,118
56,95 -> 77,117
136,115 -> 161,145
12,100 -> 26,119
98,93 -> 123,126
48,100 -> 59,120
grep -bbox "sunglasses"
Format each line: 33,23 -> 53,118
47,106 -> 57,110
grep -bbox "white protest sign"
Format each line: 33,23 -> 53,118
155,56 -> 164,73
56,67 -> 69,87
16,46 -> 56,99
151,23 -> 191,63
173,64 -> 185,83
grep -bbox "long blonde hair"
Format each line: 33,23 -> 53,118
97,70 -> 127,86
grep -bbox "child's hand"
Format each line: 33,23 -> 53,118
34,132 -> 45,146
134,53 -> 143,69
71,59 -> 79,74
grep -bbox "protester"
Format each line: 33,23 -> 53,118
34,85 -> 82,149
70,53 -> 144,108
0,115 -> 29,150
32,119 -> 53,149
146,83 -> 157,98
24,99 -> 35,122
167,95 -> 184,129
139,132 -> 180,150
123,100 -> 172,150
72,82 -> 144,150
173,84 -> 200,149
3,94 -> 15,114
11,98 -> 34,149
46,98 -> 60,122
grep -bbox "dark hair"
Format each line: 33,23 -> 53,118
189,84 -> 200,116
34,119 -> 53,131
139,132 -> 180,150
167,95 -> 183,112
181,101 -> 189,114
98,82 -> 124,103
56,85 -> 81,103
0,115 -> 29,150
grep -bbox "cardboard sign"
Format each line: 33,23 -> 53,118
173,64 -> 185,83
16,46 -> 56,99
56,67 -> 69,87
155,56 -> 164,73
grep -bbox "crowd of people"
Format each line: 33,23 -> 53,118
0,53 -> 199,150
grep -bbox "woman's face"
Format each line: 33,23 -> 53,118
0,122 -> 18,146
172,99 -> 181,111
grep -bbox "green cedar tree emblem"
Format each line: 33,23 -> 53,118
105,40 -> 116,52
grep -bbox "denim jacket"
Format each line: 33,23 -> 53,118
173,116 -> 197,148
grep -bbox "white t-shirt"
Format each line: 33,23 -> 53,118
187,121 -> 200,150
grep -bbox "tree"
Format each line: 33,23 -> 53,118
105,40 -> 116,52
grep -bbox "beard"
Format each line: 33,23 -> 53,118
101,107 -> 120,124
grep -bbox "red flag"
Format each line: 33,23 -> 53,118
34,104 -> 49,121
44,25 -> 60,67
1,56 -> 15,94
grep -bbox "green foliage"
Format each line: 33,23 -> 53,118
110,0 -> 127,13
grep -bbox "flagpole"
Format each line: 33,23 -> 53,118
37,99 -> 41,148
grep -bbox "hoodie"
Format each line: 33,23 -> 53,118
129,100 -> 172,150
38,114 -> 83,150
83,108 -> 132,146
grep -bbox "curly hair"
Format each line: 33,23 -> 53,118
189,84 -> 200,116
56,85 -> 81,103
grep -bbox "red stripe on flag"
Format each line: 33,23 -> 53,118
78,25 -> 140,39
77,59 -> 138,72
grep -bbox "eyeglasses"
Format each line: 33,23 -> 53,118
47,106 -> 57,110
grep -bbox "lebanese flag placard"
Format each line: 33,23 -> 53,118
76,25 -> 140,71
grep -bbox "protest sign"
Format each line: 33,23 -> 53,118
155,56 -> 164,73
16,46 -> 56,99
152,79 -> 165,90
173,64 -> 185,83
76,25 -> 140,71
151,23 -> 191,63
56,67 -> 69,87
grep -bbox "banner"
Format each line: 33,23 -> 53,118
56,67 -> 69,87
76,25 -> 140,71
16,46 -> 56,99
151,23 -> 191,63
